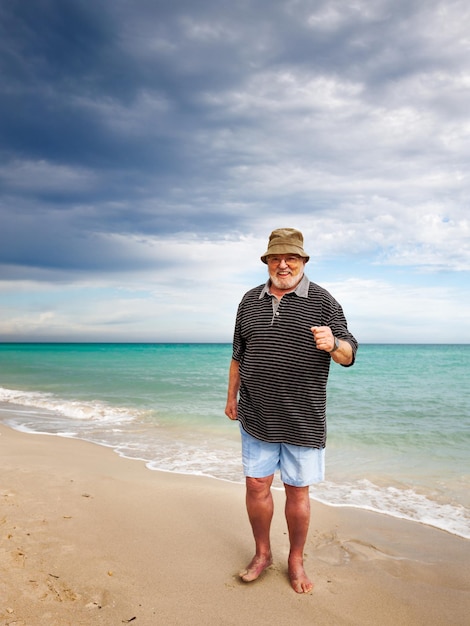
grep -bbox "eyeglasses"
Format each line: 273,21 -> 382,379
267,255 -> 303,266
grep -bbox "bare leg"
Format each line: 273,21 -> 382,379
284,484 -> 313,593
240,475 -> 274,582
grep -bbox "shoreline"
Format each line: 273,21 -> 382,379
1,422 -> 469,625
2,398 -> 468,541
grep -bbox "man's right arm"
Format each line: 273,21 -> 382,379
225,358 -> 240,421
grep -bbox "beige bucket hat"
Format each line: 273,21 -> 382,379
260,228 -> 310,264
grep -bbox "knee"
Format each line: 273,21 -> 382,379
246,475 -> 273,497
284,484 -> 310,504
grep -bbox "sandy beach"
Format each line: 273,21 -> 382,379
1,422 -> 469,626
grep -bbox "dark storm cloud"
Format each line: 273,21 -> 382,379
1,0 -> 469,279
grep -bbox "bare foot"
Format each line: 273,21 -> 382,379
288,557 -> 313,594
239,554 -> 273,582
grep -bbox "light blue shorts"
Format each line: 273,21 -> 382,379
239,424 -> 325,487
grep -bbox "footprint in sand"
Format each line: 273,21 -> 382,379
313,532 -> 394,565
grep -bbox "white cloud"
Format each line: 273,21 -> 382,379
327,277 -> 470,343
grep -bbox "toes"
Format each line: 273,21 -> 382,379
239,556 -> 273,582
289,572 -> 314,593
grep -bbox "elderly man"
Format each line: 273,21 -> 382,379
225,228 -> 358,593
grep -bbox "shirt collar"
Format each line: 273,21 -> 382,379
259,273 -> 310,299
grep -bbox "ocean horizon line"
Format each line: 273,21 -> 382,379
0,340 -> 468,346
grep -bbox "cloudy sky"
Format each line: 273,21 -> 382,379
1,0 -> 469,343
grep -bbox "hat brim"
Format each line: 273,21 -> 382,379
261,244 -> 309,264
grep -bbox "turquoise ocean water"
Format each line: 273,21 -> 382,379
0,343 -> 468,538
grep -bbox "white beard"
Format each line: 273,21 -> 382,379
270,270 -> 304,291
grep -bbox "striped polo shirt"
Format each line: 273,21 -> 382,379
232,274 -> 358,448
